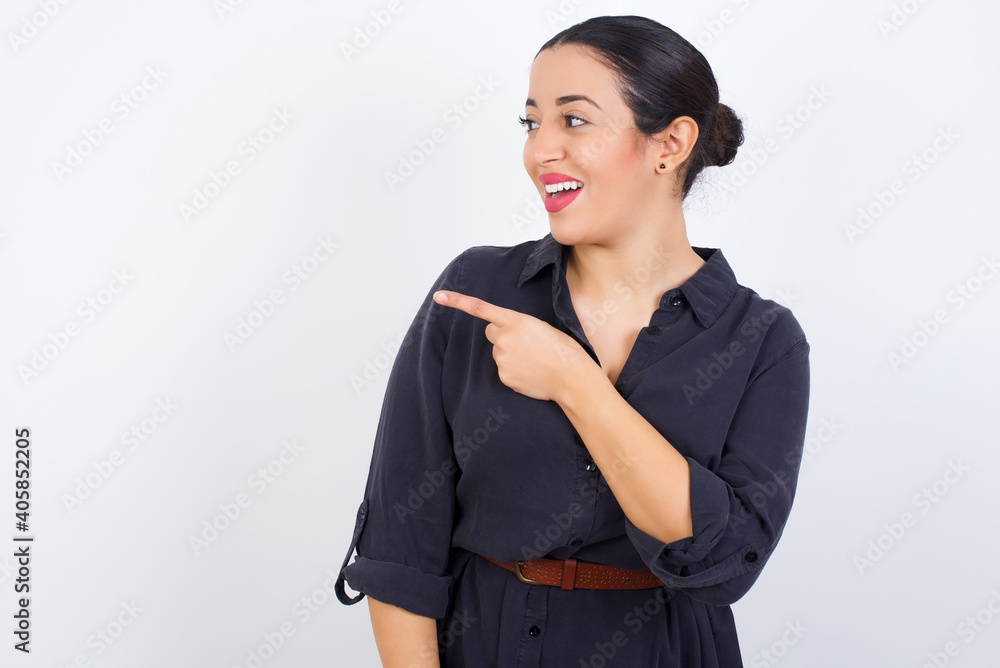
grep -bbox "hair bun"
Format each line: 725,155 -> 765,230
709,103 -> 744,167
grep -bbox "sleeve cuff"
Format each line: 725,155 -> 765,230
342,556 -> 453,619
626,456 -> 762,588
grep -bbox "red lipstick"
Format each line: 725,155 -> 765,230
539,172 -> 584,213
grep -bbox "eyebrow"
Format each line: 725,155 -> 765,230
525,94 -> 602,110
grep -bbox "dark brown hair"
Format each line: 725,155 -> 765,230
537,15 -> 744,199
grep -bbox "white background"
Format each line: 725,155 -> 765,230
2,0 -> 999,666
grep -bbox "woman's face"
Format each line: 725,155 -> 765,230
522,44 -> 673,246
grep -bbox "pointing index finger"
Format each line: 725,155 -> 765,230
433,290 -> 511,325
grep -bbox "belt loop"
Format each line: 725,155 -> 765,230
560,557 -> 578,591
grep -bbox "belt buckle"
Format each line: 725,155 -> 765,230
514,560 -> 543,585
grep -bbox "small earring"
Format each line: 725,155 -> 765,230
659,163 -> 665,169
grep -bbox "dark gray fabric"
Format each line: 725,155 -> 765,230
336,233 -> 810,667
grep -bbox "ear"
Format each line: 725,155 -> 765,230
652,116 -> 699,173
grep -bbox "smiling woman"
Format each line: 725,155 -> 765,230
336,14 -> 810,668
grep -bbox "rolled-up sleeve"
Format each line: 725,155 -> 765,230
335,250 -> 465,619
626,336 -> 811,606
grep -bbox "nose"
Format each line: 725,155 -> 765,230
528,119 -> 566,167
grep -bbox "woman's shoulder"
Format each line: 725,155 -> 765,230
443,235 -> 556,291
727,280 -> 810,371
457,235 -> 549,263
690,246 -> 808,354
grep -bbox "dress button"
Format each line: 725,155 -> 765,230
647,326 -> 660,335
529,625 -> 541,637
671,296 -> 683,307
584,457 -> 598,472
744,551 -> 758,563
569,537 -> 583,547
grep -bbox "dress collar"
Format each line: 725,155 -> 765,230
517,232 -> 739,328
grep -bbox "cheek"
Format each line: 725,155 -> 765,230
588,149 -> 645,199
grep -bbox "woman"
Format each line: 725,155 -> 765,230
336,15 -> 810,667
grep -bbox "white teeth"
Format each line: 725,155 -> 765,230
544,180 -> 583,194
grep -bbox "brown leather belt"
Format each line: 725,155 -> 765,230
478,554 -> 662,591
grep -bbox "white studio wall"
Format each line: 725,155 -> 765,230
2,0 -> 998,666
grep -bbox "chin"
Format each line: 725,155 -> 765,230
548,215 -> 604,248
547,220 -> 584,247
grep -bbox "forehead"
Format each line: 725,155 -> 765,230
527,44 -> 621,105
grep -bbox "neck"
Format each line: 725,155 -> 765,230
564,221 -> 705,314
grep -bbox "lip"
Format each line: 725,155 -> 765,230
539,172 -> 584,213
539,172 -> 582,185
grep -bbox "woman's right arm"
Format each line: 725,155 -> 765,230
367,596 -> 441,668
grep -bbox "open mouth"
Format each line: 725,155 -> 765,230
539,173 -> 585,212
545,180 -> 584,198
